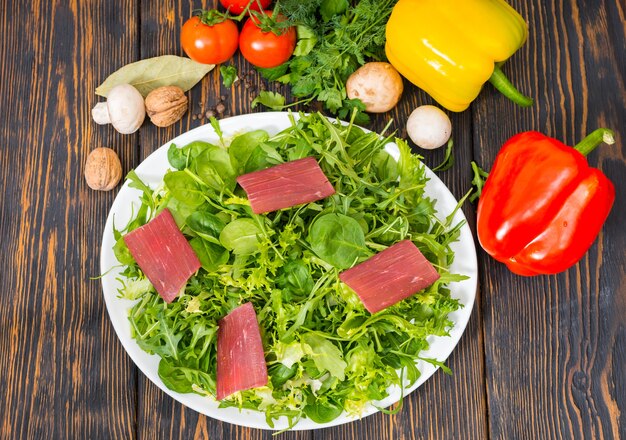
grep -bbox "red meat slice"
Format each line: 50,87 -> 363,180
123,208 -> 201,303
236,157 -> 336,214
339,240 -> 440,314
216,302 -> 268,400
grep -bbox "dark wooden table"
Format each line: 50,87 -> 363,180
1,1 -> 624,439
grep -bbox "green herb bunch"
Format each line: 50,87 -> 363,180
113,113 -> 465,428
256,0 -> 398,124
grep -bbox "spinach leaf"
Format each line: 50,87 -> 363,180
244,143 -> 284,173
303,396 -> 344,423
165,195 -> 199,227
163,170 -> 205,207
113,236 -> 134,265
195,146 -> 236,192
168,141 -> 214,170
186,211 -> 225,243
307,213 -> 369,269
190,237 -> 229,272
269,363 -> 298,388
228,130 -> 270,175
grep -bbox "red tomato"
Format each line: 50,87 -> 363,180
181,16 -> 239,64
239,12 -> 296,68
220,0 -> 272,15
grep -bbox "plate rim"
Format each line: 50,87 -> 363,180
100,111 -> 478,431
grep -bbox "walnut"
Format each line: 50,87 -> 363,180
85,147 -> 122,191
144,86 -> 188,127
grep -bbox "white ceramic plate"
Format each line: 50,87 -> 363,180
100,112 -> 478,430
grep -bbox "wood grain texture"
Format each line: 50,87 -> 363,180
473,0 -> 626,439
0,0 -> 140,439
0,0 -> 623,439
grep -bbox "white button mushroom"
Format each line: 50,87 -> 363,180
92,84 -> 146,134
346,62 -> 404,113
406,105 -> 452,149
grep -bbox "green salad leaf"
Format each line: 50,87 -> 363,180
251,91 -> 287,111
255,0 -> 397,122
220,65 -> 238,88
308,213 -> 369,269
114,112 -> 467,427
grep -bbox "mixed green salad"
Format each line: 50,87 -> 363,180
112,112 -> 466,428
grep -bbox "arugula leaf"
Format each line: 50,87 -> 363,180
127,169 -> 154,208
432,139 -> 455,172
209,117 -> 225,146
470,161 -> 489,202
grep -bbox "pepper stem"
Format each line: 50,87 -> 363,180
488,65 -> 534,107
573,128 -> 615,156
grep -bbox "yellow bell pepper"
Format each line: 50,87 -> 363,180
385,0 -> 533,112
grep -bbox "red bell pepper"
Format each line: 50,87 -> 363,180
477,128 -> 615,276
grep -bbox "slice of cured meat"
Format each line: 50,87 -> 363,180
216,302 -> 268,400
123,208 -> 201,303
236,157 -> 335,214
339,240 -> 440,314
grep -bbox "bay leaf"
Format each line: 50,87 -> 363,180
95,55 -> 214,97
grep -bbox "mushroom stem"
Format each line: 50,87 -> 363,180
92,102 -> 111,125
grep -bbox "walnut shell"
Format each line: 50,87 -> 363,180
145,86 -> 188,127
85,147 -> 122,191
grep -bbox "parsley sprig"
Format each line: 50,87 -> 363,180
257,0 -> 398,124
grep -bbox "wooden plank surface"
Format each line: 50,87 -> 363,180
473,0 -> 626,439
0,0 -> 140,439
0,0 -> 624,439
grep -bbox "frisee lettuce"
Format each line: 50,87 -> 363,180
115,112 -> 467,428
